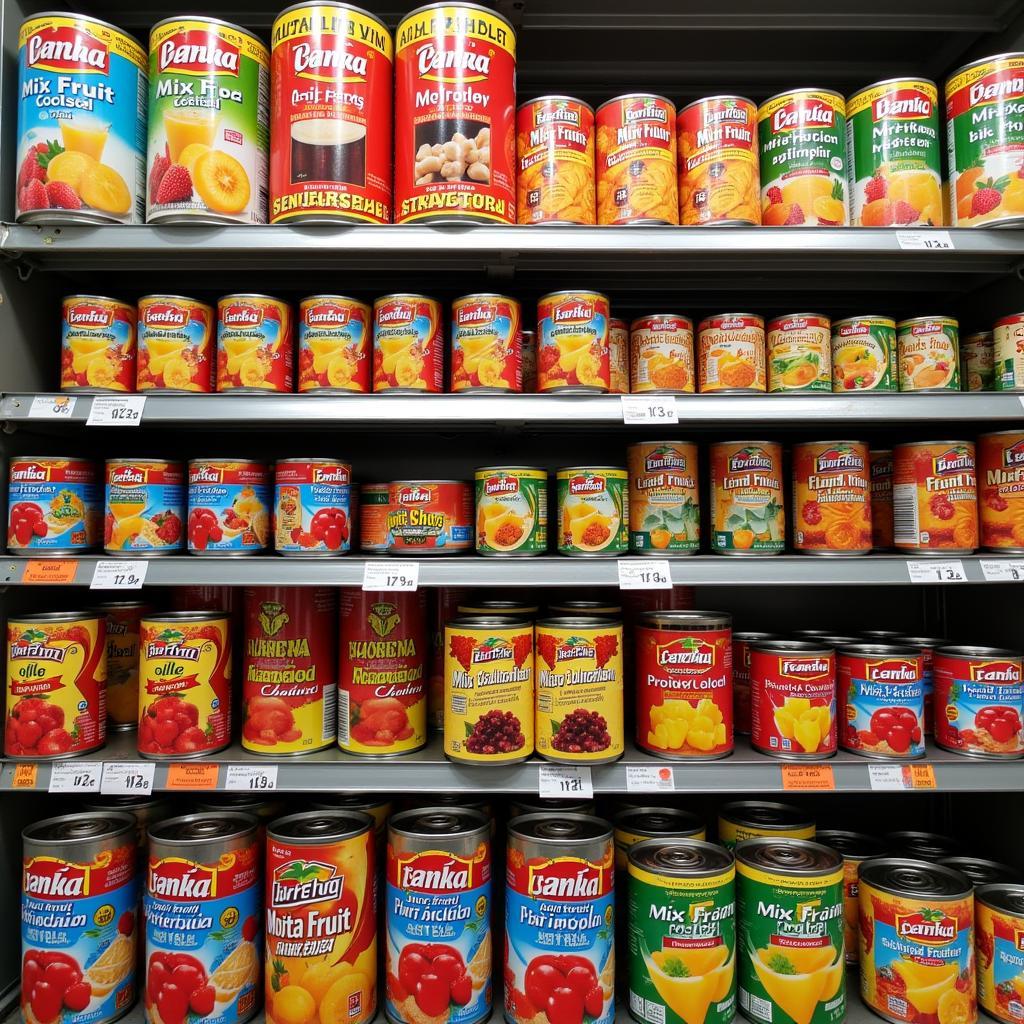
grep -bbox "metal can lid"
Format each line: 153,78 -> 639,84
269,811 -> 373,844
976,883 -> 1024,917
446,615 -> 531,629
143,611 -> 226,624
641,609 -> 731,629
548,601 -> 622,615
837,643 -> 920,658
629,838 -> 733,877
941,857 -> 1022,887
475,466 -> 545,475
859,857 -> 971,898
860,629 -> 906,638
375,292 -> 439,304
10,611 -> 100,624
539,289 -> 609,305
536,615 -> 622,630
149,811 -> 257,845
817,830 -> 889,862
935,645 -> 1023,661
832,315 -> 894,328
300,294 -> 367,307
719,800 -> 813,831
389,807 -> 489,840
597,93 -> 673,113
735,631 -> 783,642
752,639 -> 833,656
810,636 -> 863,646
680,94 -> 756,114
614,807 -> 705,838
509,812 -> 611,845
195,794 -> 278,812
457,600 -> 540,614
556,465 -> 625,475
736,837 -> 841,876
758,88 -> 846,111
24,811 -> 136,847
895,636 -> 948,648
896,316 -> 958,329
518,95 -> 595,113
512,798 -> 593,815
307,794 -> 390,812
885,831 -> 964,861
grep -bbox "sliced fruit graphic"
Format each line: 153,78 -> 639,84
193,150 -> 250,216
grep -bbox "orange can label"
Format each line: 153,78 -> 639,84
536,290 -> 610,391
978,431 -> 1024,551
61,295 -> 136,392
698,313 -> 766,392
451,293 -> 522,392
216,294 -> 294,392
136,295 -> 214,392
870,450 -> 894,550
630,315 -> 695,393
710,441 -> 785,554
101,602 -> 148,730
372,295 -> 444,392
893,442 -> 979,552
387,481 -> 473,553
792,441 -> 872,553
298,296 -> 372,393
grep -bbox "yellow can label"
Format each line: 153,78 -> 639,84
718,817 -> 815,850
614,824 -> 707,870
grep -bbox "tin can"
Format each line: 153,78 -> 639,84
104,459 -> 185,555
17,14 -> 146,224
270,3 -> 392,225
767,314 -> 831,392
557,466 -> 628,556
933,645 -> 1023,758
386,808 -> 492,1024
7,455 -> 100,554
976,883 -> 1024,1024
698,313 -> 766,393
858,858 -> 975,1024
848,79 -> 943,226
961,331 -> 995,391
451,293 -> 522,392
897,317 -> 961,392
548,600 -> 620,617
22,813 -> 139,1024
360,483 -> 390,551
750,640 -> 836,759
709,441 -> 785,555
886,832 -> 964,862
513,797 -> 594,818
187,458 -> 271,555
387,480 -> 473,554
870,450 -> 895,550
733,632 -> 780,735
373,293 -> 444,392
978,430 -> 1024,551
943,858 -> 1020,887
505,814 -> 615,1024
831,316 -> 897,392
892,441 -> 979,553
146,813 -> 261,1024
394,2 -> 516,225
274,458 -> 352,555
792,440 -> 872,555
897,636 -> 946,734
609,318 -> 630,394
459,599 -> 539,616
630,315 -> 696,394
297,295 -> 372,392
475,466 -> 547,556
338,588 -> 427,756
613,807 -> 706,869
196,796 -> 283,834
759,89 -> 849,226
216,294 -> 293,393
61,295 -> 137,392
837,644 -> 925,758
717,801 -> 815,850
635,610 -> 732,760
444,615 -> 533,765
677,94 -> 760,226
596,93 -> 678,225
521,329 -> 537,391
98,601 -> 149,731
147,17 -> 269,224
517,95 -> 596,225
307,794 -> 391,844
537,290 -> 611,392
136,294 -> 214,392
138,611 -> 231,759
428,588 -> 467,731
628,441 -> 700,555
994,313 -> 1024,391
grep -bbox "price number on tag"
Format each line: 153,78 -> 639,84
538,765 -> 594,799
225,765 -> 278,791
621,396 -> 678,425
101,762 -> 155,795
980,560 -> 1024,582
362,561 -> 419,591
90,560 -> 148,590
87,395 -> 146,426
618,559 -> 672,590
907,560 -> 967,583
896,230 -> 954,251
49,762 -> 101,793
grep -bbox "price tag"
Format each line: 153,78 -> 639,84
625,765 -> 675,792
907,560 -> 967,583
86,394 -> 146,426
166,763 -> 219,790
617,559 -> 672,590
29,395 -> 76,419
90,560 -> 148,590
868,764 -> 908,790
896,230 -> 954,251
49,762 -> 102,793
23,559 -> 78,585
362,561 -> 419,592
780,765 -> 835,791
538,765 -> 594,799
980,560 -> 1024,582
101,762 -> 155,795
909,764 -> 937,789
620,395 -> 678,425
12,764 -> 38,789
225,765 -> 278,791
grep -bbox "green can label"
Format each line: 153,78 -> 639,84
831,317 -> 897,392
847,79 -> 942,227
557,468 -> 628,555
475,468 -> 548,555
961,332 -> 995,391
994,314 -> 1024,391
897,317 -> 960,392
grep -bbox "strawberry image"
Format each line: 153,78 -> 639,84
154,164 -> 192,204
19,179 -> 49,212
766,185 -> 783,205
45,181 -> 81,210
17,140 -> 59,193
864,174 -> 887,202
148,143 -> 171,198
971,177 -> 1008,217
784,204 -> 805,225
892,200 -> 918,225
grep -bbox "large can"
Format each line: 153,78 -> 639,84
737,839 -> 845,1024
394,2 -> 516,225
104,458 -> 185,555
613,807 -> 706,869
943,858 -> 1020,887
733,632 -> 780,735
475,466 -> 547,556
767,313 -> 831,392
976,883 -> 1024,1024
516,95 -> 596,225
994,313 -> 1024,392
698,313 -> 766,393
6,612 -> 106,759
961,331 -> 994,392
274,458 -> 352,554
792,440 -> 872,555
298,295 -> 371,392
505,814 -> 615,1024
387,480 -> 474,554
537,290 -> 611,393
717,802 -> 815,851
978,430 -> 1024,551
61,295 -> 137,392
16,14 -> 146,224
7,455 -> 100,554
146,814 -> 262,1024
359,483 -> 390,551
270,3 -> 392,225
630,315 -> 695,394
98,601 -> 149,731
870,449 -> 895,550
136,294 -> 214,392
451,293 -> 522,392
557,466 -> 628,556
373,293 -> 444,392
709,441 -> 785,555
187,458 -> 271,555
628,441 -> 700,554
216,294 -> 294,393
897,316 -> 961,392
386,808 -> 492,1024
886,832 -> 964,862
831,316 -> 897,392
22,813 -> 139,1024
147,17 -> 269,224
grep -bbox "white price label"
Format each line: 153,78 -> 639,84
868,764 -> 907,791
896,230 -> 954,251
90,560 -> 148,590
29,395 -> 76,419
225,765 -> 278,791
907,560 -> 967,583
620,395 -> 678,425
362,561 -> 419,591
48,762 -> 102,793
87,395 -> 146,426
538,765 -> 594,799
101,762 -> 155,795
625,765 -> 675,792
980,560 -> 1024,582
618,559 -> 672,590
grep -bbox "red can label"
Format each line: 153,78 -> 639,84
8,456 -> 100,553
216,295 -> 294,392
732,635 -> 762,735
979,431 -> 1024,551
187,459 -> 271,554
61,295 -> 136,392
104,459 -> 185,555
373,295 -> 443,392
934,650 -> 1024,757
870,450 -> 894,550
274,459 -> 352,554
451,293 -> 522,392
536,290 -> 610,391
750,647 -> 837,758
838,650 -> 925,758
387,481 -> 473,553
298,295 -> 371,392
136,295 -> 214,392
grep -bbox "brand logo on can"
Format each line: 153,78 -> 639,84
472,640 -> 513,664
305,302 -> 351,327
703,102 -> 748,126
23,856 -> 89,897
222,303 -> 264,327
396,485 -> 431,505
911,321 -> 940,335
933,448 -> 973,475
143,303 -> 189,329
772,100 -> 835,133
644,449 -> 688,472
536,102 -> 580,127
66,301 -> 115,328
158,30 -> 240,75
555,640 -> 596,663
968,661 -> 1022,683
657,637 -> 716,668
397,851 -> 474,893
149,857 -> 217,900
865,659 -> 919,681
779,657 -> 832,680
415,42 -> 490,83
110,466 -> 145,485
718,317 -> 748,331
728,448 -> 772,473
313,465 -> 349,484
839,322 -> 871,337
8,639 -> 66,663
568,475 -> 605,495
527,857 -> 602,899
1004,440 -> 1024,468
26,25 -> 109,72
780,317 -> 809,331
815,447 -> 865,473
483,475 -> 519,496
378,301 -> 415,325
145,640 -> 201,662
271,860 -> 343,906
624,99 -> 667,123
895,910 -> 957,945
190,464 -> 224,484
292,43 -> 367,80
872,88 -> 933,120
456,301 -> 496,325
969,73 -> 1024,106
553,300 -> 594,324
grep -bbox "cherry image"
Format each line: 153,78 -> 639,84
22,950 -> 91,1023
523,955 -> 603,1024
147,952 -> 214,1024
551,709 -> 611,754
465,709 -> 526,755
976,705 -> 1022,745
397,943 -> 473,1017
139,696 -> 204,756
867,707 -> 921,754
6,697 -> 72,757
188,507 -> 223,550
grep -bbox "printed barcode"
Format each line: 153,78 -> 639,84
337,689 -> 350,745
892,483 -> 920,544
451,695 -> 467,715
322,687 -> 337,742
537,693 -> 552,713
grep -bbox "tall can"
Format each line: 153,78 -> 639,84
960,330 -> 994,391
630,315 -> 695,394
628,441 -> 700,554
270,3 -> 393,225
373,294 -> 444,392
994,313 -> 1024,392
98,601 -> 149,731
698,313 -> 766,393
978,430 -> 1024,551
297,295 -> 372,392
216,294 -> 294,393
870,449 -> 895,550
104,458 -> 185,556
537,290 -> 611,393
831,316 -> 897,392
7,455 -> 100,554
976,883 -> 1024,1024
733,632 -> 781,735
136,294 -> 214,392
147,17 -> 269,224
187,458 -> 271,555
475,466 -> 547,556
394,2 -> 516,225
61,295 -> 137,392
609,319 -> 630,393
557,466 -> 628,556
709,441 -> 785,555
792,440 -> 872,555
451,293 -> 522,392
717,802 -> 815,851
274,458 -> 352,554
613,808 -> 707,870
897,316 -> 960,392
767,313 -> 831,392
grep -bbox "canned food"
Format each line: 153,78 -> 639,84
187,458 -> 270,555
942,857 -> 1020,887
451,293 -> 522,392
831,316 -> 897,392
297,295 -> 371,392
897,317 -> 960,392
274,458 -> 352,555
548,600 -> 621,617
717,801 -> 815,850
537,290 -> 611,392
733,632 -> 780,735
61,295 -> 137,392
83,796 -> 173,844
609,318 -> 630,394
359,483 -> 389,552
976,883 -> 1024,1024
978,430 -> 1024,551
896,636 -> 946,734
698,314 -> 766,393
429,588 -> 468,730
521,329 -> 537,391
557,467 -> 628,556
792,441 -> 872,555
195,795 -> 283,831
630,315 -> 695,394
513,797 -> 594,817
373,293 -> 443,392
767,314 -> 831,392
886,832 -> 964,861
7,456 -> 100,554
961,331 -> 994,392
98,601 -> 149,731
994,313 -> 1024,392
216,294 -> 293,393
458,599 -> 539,616
136,294 -> 214,391
628,441 -> 700,555
475,466 -> 547,556
613,807 -> 706,869
104,459 -> 184,556
870,450 -> 895,550
709,441 -> 785,555
306,795 -> 392,845
387,480 -> 473,554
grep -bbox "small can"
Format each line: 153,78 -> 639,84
628,441 -> 700,554
137,612 -> 231,759
61,295 -> 137,392
767,313 -> 832,392
556,466 -> 628,556
475,466 -> 548,556
698,313 -> 766,393
933,645 -> 1023,758
444,615 -> 534,765
187,458 -> 271,555
359,483 -> 390,552
831,316 -> 898,392
521,329 -> 537,392
104,458 -> 185,555
792,440 -> 873,555
750,640 -> 836,760
709,441 -> 785,555
7,455 -> 100,554
837,644 -> 925,758
943,858 -> 1021,887
504,814 -> 615,1024
98,601 -> 149,731
6,612 -> 106,759
976,883 -> 1024,1024
630,314 -> 696,394
516,95 -> 596,225
994,313 -> 1024,392
216,294 -> 293,393
635,610 -> 733,760
537,289 -> 611,392
892,441 -> 979,553
734,632 -> 781,735
596,93 -> 678,225
677,94 -> 760,226
609,318 -> 630,394
961,331 -> 995,392
451,293 -> 522,392
897,316 -> 961,392
297,295 -> 372,392
897,635 -> 946,734
136,294 -> 214,392
387,480 -> 474,554
978,430 -> 1024,552
386,808 -> 492,1024
274,458 -> 352,555
717,801 -> 815,850
886,832 -> 964,861
373,293 -> 444,392
613,807 -> 706,869
870,449 -> 895,550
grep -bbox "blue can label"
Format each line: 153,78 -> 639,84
104,461 -> 184,553
839,651 -> 925,758
187,460 -> 271,553
8,456 -> 100,552
274,461 -> 352,554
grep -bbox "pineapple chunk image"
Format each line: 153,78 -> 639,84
773,696 -> 830,752
648,698 -> 725,750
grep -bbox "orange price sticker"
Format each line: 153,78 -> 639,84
165,763 -> 219,790
781,764 -> 835,791
22,559 -> 78,584
12,763 -> 38,789
909,764 -> 936,789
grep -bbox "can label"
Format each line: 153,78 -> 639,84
298,296 -> 371,392
387,481 -> 473,553
373,296 -> 443,392
961,333 -> 994,392
147,19 -> 269,224
275,460 -> 351,554
105,460 -> 184,554
733,638 -> 759,735
751,648 -> 836,757
994,315 -> 1024,392
7,457 -> 99,552
216,296 -> 293,392
61,296 -> 136,392
898,318 -> 960,392
270,5 -> 392,225
451,295 -> 522,392
628,442 -> 700,554
977,900 -> 1024,1024
359,484 -> 389,551
475,469 -> 547,555
609,320 -> 630,394
933,651 -> 1023,757
557,469 -> 628,555
188,460 -> 270,553
892,443 -> 979,552
838,651 -> 924,758
767,315 -> 831,392
537,291 -> 610,392
517,97 -> 596,224
17,15 -> 146,223
836,855 -> 860,966
831,318 -> 897,392
428,588 -> 466,731
631,316 -> 695,393
709,443 -> 784,554
718,818 -> 815,851
698,315 -> 766,393
792,442 -> 872,553
979,432 -> 1024,550
137,296 -> 214,391
104,604 -> 146,729
870,452 -> 894,549
521,331 -> 537,392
